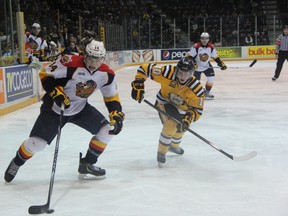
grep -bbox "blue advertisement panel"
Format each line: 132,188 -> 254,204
161,49 -> 189,61
5,66 -> 34,102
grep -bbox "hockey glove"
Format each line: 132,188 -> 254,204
193,62 -> 198,71
176,111 -> 194,133
49,86 -> 70,109
131,79 -> 145,103
28,56 -> 42,71
109,110 -> 125,135
218,61 -> 227,70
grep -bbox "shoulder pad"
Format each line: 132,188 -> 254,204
60,55 -> 85,67
152,65 -> 162,75
193,42 -> 201,48
162,65 -> 176,80
187,77 -> 205,97
98,63 -> 115,75
207,43 -> 215,49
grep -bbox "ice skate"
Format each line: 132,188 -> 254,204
4,159 -> 20,183
272,77 -> 277,81
169,146 -> 184,155
204,91 -> 214,100
157,152 -> 166,167
78,153 -> 106,180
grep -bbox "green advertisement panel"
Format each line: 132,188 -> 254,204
216,47 -> 241,58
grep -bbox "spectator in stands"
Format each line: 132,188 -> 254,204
62,27 -> 70,48
46,41 -> 60,61
245,34 -> 253,45
62,42 -> 81,55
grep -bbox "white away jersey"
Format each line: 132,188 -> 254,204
188,42 -> 218,72
39,55 -> 120,116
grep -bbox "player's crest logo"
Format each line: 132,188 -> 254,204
169,92 -> 185,106
199,53 -> 209,62
75,80 -> 97,98
60,55 -> 72,64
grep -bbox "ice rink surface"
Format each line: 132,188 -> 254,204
1,60 -> 288,216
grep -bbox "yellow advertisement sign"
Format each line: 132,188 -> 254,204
247,45 -> 276,57
100,26 -> 105,44
217,47 -> 241,58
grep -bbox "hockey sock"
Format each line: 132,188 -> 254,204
158,133 -> 172,154
14,143 -> 33,166
205,82 -> 213,92
84,137 -> 107,164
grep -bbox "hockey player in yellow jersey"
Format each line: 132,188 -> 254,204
131,57 -> 205,166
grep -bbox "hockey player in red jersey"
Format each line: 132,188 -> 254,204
4,40 -> 125,182
186,32 -> 227,99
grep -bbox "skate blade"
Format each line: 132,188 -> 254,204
78,173 -> 106,180
204,97 -> 214,100
168,149 -> 184,155
158,162 -> 165,168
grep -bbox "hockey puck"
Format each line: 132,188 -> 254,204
47,209 -> 54,214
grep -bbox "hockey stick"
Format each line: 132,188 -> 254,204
28,104 -> 65,214
144,99 -> 257,161
211,59 -> 257,69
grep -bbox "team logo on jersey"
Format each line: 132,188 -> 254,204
75,80 -> 97,98
60,55 -> 72,65
169,92 -> 185,106
199,53 -> 209,62
162,50 -> 170,59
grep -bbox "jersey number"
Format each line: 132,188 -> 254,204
49,62 -> 58,72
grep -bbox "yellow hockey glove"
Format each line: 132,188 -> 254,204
176,111 -> 194,133
49,86 -> 70,109
131,79 -> 145,103
218,62 -> 227,70
109,110 -> 125,135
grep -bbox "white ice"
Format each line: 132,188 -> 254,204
1,60 -> 288,216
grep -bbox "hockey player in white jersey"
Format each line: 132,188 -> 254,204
186,32 -> 227,99
4,40 -> 125,182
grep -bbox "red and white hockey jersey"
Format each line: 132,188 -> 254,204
188,42 -> 218,72
39,54 -> 122,116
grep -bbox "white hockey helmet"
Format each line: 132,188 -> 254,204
32,23 -> 41,29
49,41 -> 57,47
85,40 -> 106,58
200,32 -> 209,39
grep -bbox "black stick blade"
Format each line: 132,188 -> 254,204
249,59 -> 257,67
28,204 -> 53,214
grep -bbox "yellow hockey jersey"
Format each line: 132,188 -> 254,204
135,63 -> 204,122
